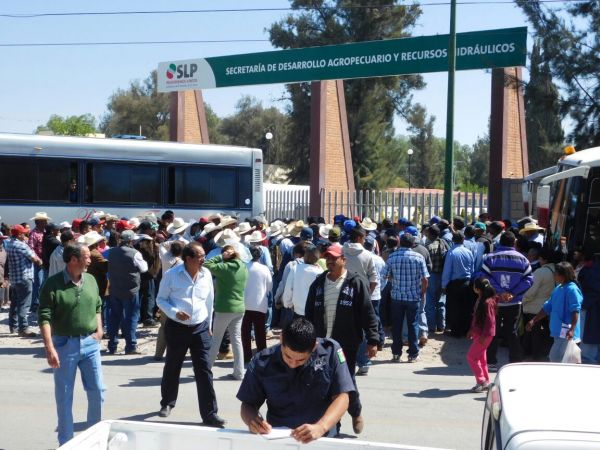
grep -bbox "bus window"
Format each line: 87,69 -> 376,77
38,160 -> 76,202
238,168 -> 252,209
589,178 -> 600,205
549,177 -> 584,247
86,162 -> 161,205
0,158 -> 36,200
584,207 -> 600,256
168,166 -> 236,208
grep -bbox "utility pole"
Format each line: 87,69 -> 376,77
443,0 -> 457,220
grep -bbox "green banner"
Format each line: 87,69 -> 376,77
158,27 -> 526,91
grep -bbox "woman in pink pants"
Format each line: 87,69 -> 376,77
467,278 -> 498,393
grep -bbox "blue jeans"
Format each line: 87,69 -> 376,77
581,343 -> 600,364
107,293 -> 140,353
30,264 -> 45,312
425,272 -> 445,331
9,279 -> 33,331
391,300 -> 420,358
52,334 -> 105,445
357,299 -> 385,368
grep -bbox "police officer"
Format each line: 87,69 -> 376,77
236,317 -> 355,444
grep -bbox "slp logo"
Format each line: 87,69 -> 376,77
166,63 -> 198,80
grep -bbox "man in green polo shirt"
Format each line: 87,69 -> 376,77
38,243 -> 105,446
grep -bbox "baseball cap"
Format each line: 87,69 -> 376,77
323,243 -> 343,258
364,234 -> 376,250
329,226 -> 341,240
120,230 -> 136,243
333,214 -> 347,224
474,222 -> 487,231
88,218 -> 101,227
398,217 -> 410,226
59,221 -> 72,229
405,226 -> 419,237
300,227 -> 313,241
343,220 -> 357,233
10,224 -> 28,236
429,216 -> 441,225
400,233 -> 416,247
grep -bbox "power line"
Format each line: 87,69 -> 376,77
0,0 -> 593,19
0,39 -> 269,48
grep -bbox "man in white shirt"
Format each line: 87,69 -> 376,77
242,247 -> 273,363
48,230 -> 75,278
156,242 -> 225,428
283,244 -> 323,317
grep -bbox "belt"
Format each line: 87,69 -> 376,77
64,332 -> 94,338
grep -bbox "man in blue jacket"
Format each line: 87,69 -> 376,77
480,232 -> 533,367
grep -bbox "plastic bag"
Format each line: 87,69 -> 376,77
561,339 -> 582,364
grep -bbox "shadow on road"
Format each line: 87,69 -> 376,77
119,376 -> 194,388
404,388 -> 470,398
413,365 -> 472,377
0,345 -> 45,357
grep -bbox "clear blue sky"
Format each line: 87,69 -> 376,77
0,0 -> 530,145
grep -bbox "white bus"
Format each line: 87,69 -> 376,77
522,145 -> 600,255
0,133 -> 263,225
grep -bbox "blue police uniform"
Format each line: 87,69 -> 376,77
236,338 -> 355,429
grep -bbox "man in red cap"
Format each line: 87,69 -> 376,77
305,243 -> 379,436
7,225 -> 42,336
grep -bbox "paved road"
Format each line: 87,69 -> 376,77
0,320 -> 497,450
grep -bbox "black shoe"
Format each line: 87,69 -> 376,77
143,319 -> 159,328
125,348 -> 144,355
203,415 -> 226,428
159,405 -> 172,418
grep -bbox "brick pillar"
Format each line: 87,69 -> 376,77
489,67 -> 529,220
169,90 -> 210,143
309,80 -> 356,217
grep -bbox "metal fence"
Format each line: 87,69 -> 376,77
265,185 -> 488,224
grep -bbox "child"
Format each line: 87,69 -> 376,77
467,277 -> 498,393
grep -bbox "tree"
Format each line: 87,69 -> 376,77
469,134 -> 490,188
269,0 -> 424,187
36,114 -> 96,136
524,41 -> 564,172
100,71 -> 170,140
407,105 -> 443,188
219,96 -> 290,164
516,0 -> 600,149
205,104 -> 229,145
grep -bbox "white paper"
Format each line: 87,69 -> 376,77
261,427 -> 292,440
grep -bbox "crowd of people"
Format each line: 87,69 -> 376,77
1,208 -> 599,445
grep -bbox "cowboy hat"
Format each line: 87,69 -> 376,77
287,220 -> 305,237
81,231 -> 106,247
360,217 -> 378,231
245,230 -> 265,244
319,224 -> 333,239
214,228 -> 240,247
266,223 -> 283,237
220,215 -> 238,228
91,211 -> 107,220
519,222 -> 545,234
30,212 -> 51,221
207,213 -> 223,222
166,217 -> 189,235
59,221 -> 72,230
234,222 -> 255,236
128,217 -> 141,229
201,222 -> 223,237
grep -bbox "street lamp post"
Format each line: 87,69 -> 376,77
407,148 -> 414,191
264,131 -> 273,161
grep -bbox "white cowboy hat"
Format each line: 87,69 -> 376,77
104,214 -> 119,222
166,217 -> 189,235
201,222 -> 222,237
59,221 -> 72,229
319,224 -> 334,239
245,230 -> 265,244
266,223 -> 283,237
30,212 -> 51,221
128,217 -> 141,229
81,231 -> 106,247
91,211 -> 107,220
287,220 -> 305,237
220,215 -> 238,228
519,222 -> 545,234
214,228 -> 241,246
207,213 -> 223,222
142,212 -> 158,223
234,222 -> 255,236
360,217 -> 378,231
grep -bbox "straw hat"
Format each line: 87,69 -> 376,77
201,222 -> 222,237
519,222 -> 545,234
266,223 -> 283,237
319,224 -> 334,239
220,215 -> 238,228
207,213 -> 223,222
166,217 -> 189,235
214,228 -> 241,246
234,222 -> 255,236
59,221 -> 72,230
91,211 -> 107,220
360,217 -> 378,231
245,230 -> 265,244
287,220 -> 305,237
128,217 -> 141,229
80,231 -> 106,247
30,212 -> 51,221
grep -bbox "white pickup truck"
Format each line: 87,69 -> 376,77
58,420 -> 447,450
481,363 -> 600,450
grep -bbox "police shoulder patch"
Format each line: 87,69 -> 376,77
336,348 -> 346,364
